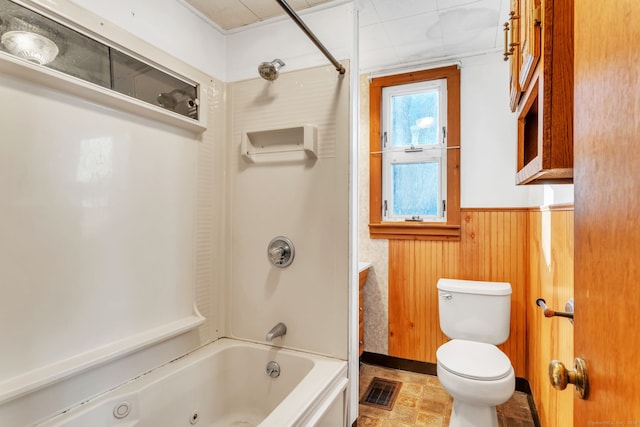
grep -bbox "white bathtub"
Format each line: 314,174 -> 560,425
36,339 -> 349,427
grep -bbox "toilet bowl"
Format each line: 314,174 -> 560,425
436,339 -> 515,427
435,279 -> 515,427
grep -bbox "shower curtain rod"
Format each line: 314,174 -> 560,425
275,0 -> 346,74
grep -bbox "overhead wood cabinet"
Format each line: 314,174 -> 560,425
505,0 -> 573,184
506,0 -> 541,111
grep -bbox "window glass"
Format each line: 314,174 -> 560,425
111,50 -> 198,119
392,162 -> 439,217
391,91 -> 439,147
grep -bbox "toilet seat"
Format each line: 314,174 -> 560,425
436,339 -> 512,381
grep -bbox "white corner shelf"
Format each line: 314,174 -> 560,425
240,124 -> 318,163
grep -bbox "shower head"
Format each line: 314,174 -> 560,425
258,58 -> 285,81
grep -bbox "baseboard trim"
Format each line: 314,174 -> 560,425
360,351 -> 532,394
360,351 -> 437,376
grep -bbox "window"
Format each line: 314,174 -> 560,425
382,79 -> 447,222
369,66 -> 460,240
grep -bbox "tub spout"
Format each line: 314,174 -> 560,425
266,322 -> 287,341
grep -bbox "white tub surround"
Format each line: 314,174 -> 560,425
0,0 -> 223,424
227,62 -> 351,360
36,339 -> 348,427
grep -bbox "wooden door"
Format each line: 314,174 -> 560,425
574,1 -> 640,424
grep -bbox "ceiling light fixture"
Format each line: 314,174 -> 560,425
1,30 -> 59,65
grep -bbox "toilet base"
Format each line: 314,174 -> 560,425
449,400 -> 498,427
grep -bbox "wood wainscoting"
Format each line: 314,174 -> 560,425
528,207 -> 574,426
387,207 -> 574,426
388,208 -> 529,376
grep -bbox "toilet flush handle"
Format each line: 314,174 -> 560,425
440,292 -> 452,300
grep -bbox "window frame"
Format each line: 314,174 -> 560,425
381,78 -> 447,222
369,65 -> 461,240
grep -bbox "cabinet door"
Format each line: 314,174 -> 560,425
518,0 -> 541,91
507,0 -> 522,111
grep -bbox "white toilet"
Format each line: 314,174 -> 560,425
436,278 -> 515,427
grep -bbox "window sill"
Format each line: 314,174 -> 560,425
369,222 -> 461,241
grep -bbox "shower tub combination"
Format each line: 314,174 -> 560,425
36,339 -> 348,427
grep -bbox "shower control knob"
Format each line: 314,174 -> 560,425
548,358 -> 589,399
267,236 -> 295,268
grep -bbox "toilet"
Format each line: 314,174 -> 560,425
436,278 -> 515,427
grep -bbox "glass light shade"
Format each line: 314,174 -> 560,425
1,30 -> 59,65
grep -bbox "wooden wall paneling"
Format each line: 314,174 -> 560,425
388,239 -> 458,363
528,212 -> 542,418
388,239 -> 414,360
526,212 -> 546,416
508,211 -> 529,378
527,208 -> 574,427
459,210 -> 528,376
529,211 -> 552,423
553,210 -> 573,427
388,209 -> 528,377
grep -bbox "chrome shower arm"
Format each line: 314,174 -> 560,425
275,0 -> 346,74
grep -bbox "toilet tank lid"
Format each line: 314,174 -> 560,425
437,279 -> 511,295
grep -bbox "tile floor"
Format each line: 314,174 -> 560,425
358,363 -> 537,427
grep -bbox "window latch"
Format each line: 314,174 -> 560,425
404,145 -> 423,153
405,216 -> 423,222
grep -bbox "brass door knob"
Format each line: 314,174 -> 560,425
548,358 -> 589,399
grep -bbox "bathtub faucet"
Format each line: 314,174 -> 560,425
266,322 -> 287,341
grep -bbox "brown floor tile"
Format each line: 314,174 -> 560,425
415,411 -> 446,427
396,393 -> 420,409
401,381 -> 425,396
417,398 -> 449,415
358,364 -> 536,427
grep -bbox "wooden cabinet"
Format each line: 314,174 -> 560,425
507,0 -> 573,184
506,0 -> 541,111
358,267 -> 370,356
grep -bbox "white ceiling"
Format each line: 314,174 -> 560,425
359,0 -> 509,70
184,0 -> 335,31
186,0 -> 509,71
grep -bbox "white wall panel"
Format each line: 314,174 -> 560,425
0,71 -> 204,402
459,53 -> 532,207
228,63 -> 350,359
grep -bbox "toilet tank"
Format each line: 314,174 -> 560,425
437,279 -> 512,345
